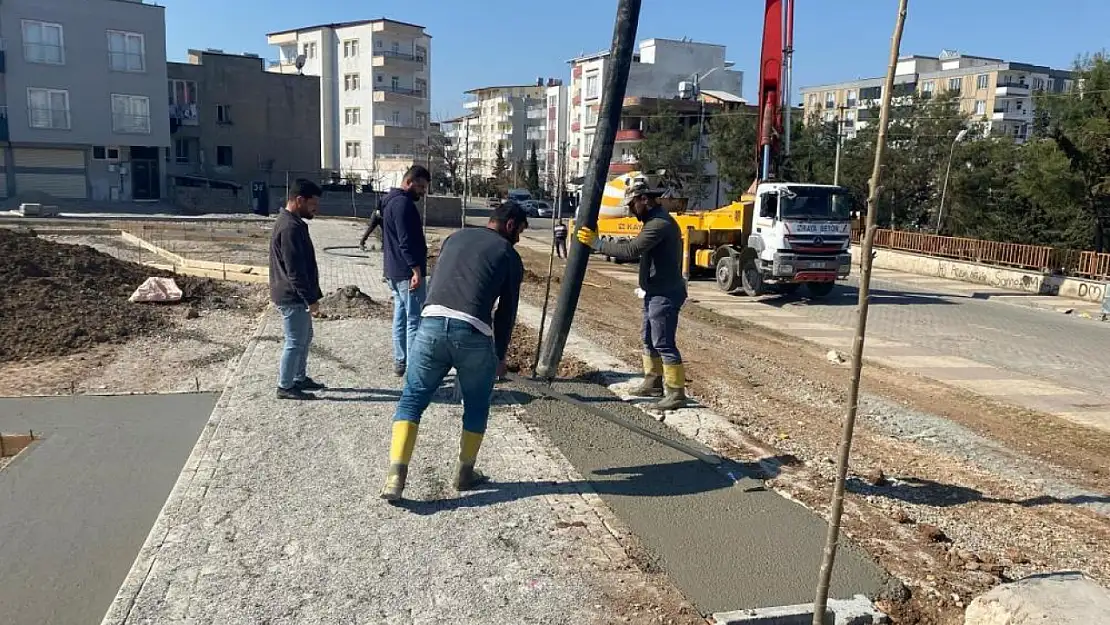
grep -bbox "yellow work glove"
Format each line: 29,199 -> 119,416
576,226 -> 600,250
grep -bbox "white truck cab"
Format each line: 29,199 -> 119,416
743,182 -> 854,297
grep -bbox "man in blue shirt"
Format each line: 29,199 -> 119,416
380,165 -> 431,376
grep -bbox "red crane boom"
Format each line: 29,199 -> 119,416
754,0 -> 794,187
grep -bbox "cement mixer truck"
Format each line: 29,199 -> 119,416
574,0 -> 854,298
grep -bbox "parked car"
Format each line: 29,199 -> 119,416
532,200 -> 553,218
520,200 -> 540,217
487,196 -> 501,207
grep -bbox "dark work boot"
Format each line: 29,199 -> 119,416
276,387 -> 318,401
654,364 -> 690,411
453,464 -> 490,491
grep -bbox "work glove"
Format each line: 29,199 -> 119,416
576,226 -> 601,250
634,288 -> 646,299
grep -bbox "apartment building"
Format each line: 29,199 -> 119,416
1,0 -> 171,202
440,114 -> 479,186
566,38 -> 743,179
542,83 -> 570,188
461,84 -> 547,180
800,51 -> 1074,143
167,49 -> 321,189
266,18 -> 431,190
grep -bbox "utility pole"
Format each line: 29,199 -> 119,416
811,1 -> 909,623
833,105 -> 846,186
463,117 -> 470,228
535,0 -> 641,379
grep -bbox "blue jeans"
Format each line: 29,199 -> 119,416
278,303 -> 313,389
389,278 -> 427,365
642,292 -> 685,365
394,317 -> 498,434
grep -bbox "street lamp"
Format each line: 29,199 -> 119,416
936,128 -> 969,235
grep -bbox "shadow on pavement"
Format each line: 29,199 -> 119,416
397,458 -> 755,516
760,287 -> 956,308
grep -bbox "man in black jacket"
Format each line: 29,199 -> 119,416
379,201 -> 528,502
381,165 -> 431,377
269,179 -> 325,400
576,180 -> 689,411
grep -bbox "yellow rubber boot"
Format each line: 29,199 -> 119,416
656,364 -> 689,411
380,421 -> 419,501
454,430 -> 490,491
630,355 -> 664,398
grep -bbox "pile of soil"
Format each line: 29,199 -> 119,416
317,285 -> 388,320
504,324 -> 593,380
0,229 -> 244,362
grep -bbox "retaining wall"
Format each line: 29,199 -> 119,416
856,245 -> 1108,304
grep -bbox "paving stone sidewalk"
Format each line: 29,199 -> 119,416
100,220 -> 692,624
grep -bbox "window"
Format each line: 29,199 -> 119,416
860,86 -> 882,100
584,133 -> 595,154
808,93 -> 817,107
415,45 -> 427,61
375,39 -> 382,48
343,39 -> 359,58
391,41 -> 400,53
23,20 -> 65,65
415,79 -> 426,96
344,107 -> 361,125
415,111 -> 427,128
27,88 -> 70,129
107,30 -> 145,72
948,77 -> 963,93
344,73 -> 360,91
345,141 -> 362,158
174,139 -> 190,163
302,42 -> 316,59
1032,77 -> 1046,91
976,74 -> 989,90
391,109 -> 400,124
824,91 -> 835,108
168,79 -> 197,107
974,100 -> 986,116
92,146 -> 106,160
111,94 -> 151,134
846,90 -> 858,107
216,146 -> 233,167
586,106 -> 599,127
585,74 -> 600,100
921,81 -> 935,96
216,104 -> 232,124
91,146 -> 121,160
391,75 -> 400,90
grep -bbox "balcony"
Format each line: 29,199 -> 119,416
615,129 -> 643,142
372,49 -> 427,69
374,85 -> 426,103
995,82 -> 1030,97
992,107 -> 1027,121
378,153 -> 416,161
609,162 -> 636,175
374,120 -> 424,139
527,108 -> 546,120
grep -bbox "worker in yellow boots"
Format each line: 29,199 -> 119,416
380,201 -> 528,502
576,180 -> 689,411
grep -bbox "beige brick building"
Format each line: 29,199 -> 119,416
800,51 -> 1074,143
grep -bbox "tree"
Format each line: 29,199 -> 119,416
493,142 -> 508,186
527,143 -> 541,193
427,131 -> 460,195
1036,53 -> 1110,251
635,103 -> 707,205
708,110 -> 757,200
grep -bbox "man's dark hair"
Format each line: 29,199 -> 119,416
292,178 -> 322,199
403,165 -> 431,184
491,200 -> 528,226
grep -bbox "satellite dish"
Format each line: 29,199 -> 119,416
294,54 -> 306,74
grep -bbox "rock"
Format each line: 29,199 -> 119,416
826,349 -> 846,364
185,306 -> 200,319
918,524 -> 950,543
964,571 -> 1110,624
890,508 -> 912,524
864,467 -> 888,486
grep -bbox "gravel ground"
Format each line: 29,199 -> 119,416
513,245 -> 1110,625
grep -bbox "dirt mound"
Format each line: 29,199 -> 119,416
0,229 -> 243,362
504,324 -> 593,380
317,285 -> 388,319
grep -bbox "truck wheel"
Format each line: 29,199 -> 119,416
806,282 -> 835,299
715,256 -> 742,293
741,259 -> 764,297
777,283 -> 800,295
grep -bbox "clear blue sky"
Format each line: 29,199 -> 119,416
166,0 -> 1108,120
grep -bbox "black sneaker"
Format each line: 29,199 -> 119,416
296,377 -> 326,391
276,387 -> 318,400
393,361 -> 406,377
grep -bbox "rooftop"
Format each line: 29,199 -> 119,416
267,17 -> 428,38
464,85 -> 548,95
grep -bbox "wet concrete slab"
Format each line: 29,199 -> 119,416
0,393 -> 216,625
510,379 -> 891,614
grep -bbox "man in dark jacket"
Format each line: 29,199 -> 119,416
576,180 -> 689,411
381,165 -> 431,376
553,219 -> 568,259
379,201 -> 528,502
269,179 -> 325,400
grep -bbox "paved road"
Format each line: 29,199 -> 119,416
0,393 -> 215,625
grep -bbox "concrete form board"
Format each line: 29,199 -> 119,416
0,393 -> 216,625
